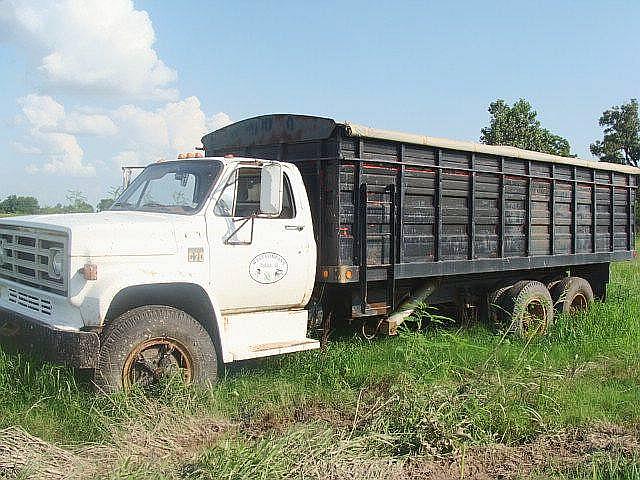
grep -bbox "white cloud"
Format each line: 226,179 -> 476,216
0,0 -> 178,99
15,94 -> 232,174
3,2 -> 231,194
61,112 -> 118,136
111,96 -> 231,167
18,94 -> 117,136
16,94 -> 96,176
112,150 -> 140,168
207,112 -> 233,132
24,131 -> 95,177
18,94 -> 64,128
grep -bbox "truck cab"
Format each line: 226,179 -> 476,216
0,156 -> 319,391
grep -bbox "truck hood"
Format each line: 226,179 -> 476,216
0,211 -> 178,257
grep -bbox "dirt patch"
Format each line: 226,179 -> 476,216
0,406 -> 233,479
243,403 -> 353,438
240,380 -> 399,438
1,418 -> 638,480
401,423 -> 640,480
0,426 -> 92,480
91,410 -> 232,471
284,423 -> 640,480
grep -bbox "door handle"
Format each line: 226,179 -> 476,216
285,225 -> 305,231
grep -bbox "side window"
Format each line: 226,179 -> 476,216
214,167 -> 296,219
280,175 -> 295,219
235,168 -> 262,217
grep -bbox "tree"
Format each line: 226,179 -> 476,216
590,99 -> 640,167
480,99 -> 573,157
65,190 -> 94,213
39,203 -> 66,214
96,186 -> 122,212
0,195 -> 39,215
97,198 -> 115,212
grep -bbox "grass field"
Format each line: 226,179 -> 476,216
1,257 -> 640,479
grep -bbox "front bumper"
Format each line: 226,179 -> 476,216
0,307 -> 99,369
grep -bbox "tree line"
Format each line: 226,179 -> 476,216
0,190 -> 116,216
1,98 -> 638,216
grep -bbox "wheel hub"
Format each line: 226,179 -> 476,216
521,299 -> 548,337
122,338 -> 193,389
569,293 -> 588,313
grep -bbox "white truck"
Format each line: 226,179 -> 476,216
0,115 -> 637,392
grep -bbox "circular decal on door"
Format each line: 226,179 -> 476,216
249,252 -> 288,284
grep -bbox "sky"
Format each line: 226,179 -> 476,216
0,0 -> 638,205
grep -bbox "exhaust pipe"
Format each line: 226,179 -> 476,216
383,281 -> 437,335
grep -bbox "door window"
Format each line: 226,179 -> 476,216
215,167 -> 295,218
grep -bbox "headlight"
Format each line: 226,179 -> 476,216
49,249 -> 64,278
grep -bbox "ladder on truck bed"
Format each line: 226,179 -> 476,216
353,180 -> 398,318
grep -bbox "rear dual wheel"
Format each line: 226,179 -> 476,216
549,276 -> 594,314
489,276 -> 594,339
490,280 -> 554,338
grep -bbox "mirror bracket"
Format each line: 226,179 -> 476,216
223,216 -> 255,245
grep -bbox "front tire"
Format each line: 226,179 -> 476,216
94,305 -> 218,394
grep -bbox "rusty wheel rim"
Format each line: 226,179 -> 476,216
122,338 -> 193,390
569,293 -> 588,313
521,300 -> 548,337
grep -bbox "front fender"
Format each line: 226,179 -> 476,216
70,256 -> 233,362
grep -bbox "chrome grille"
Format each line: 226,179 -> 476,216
0,225 -> 68,296
7,287 -> 53,315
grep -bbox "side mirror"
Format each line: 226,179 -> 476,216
260,163 -> 283,216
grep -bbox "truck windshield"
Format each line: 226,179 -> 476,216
111,160 -> 222,214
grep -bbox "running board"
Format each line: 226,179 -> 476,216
231,338 -> 319,361
221,309 -> 319,362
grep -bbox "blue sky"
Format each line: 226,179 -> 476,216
0,0 -> 638,205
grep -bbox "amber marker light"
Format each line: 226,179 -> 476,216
345,270 -> 353,280
322,270 -> 329,279
81,263 -> 98,281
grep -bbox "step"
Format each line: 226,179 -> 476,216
231,338 -> 319,361
351,301 -> 390,318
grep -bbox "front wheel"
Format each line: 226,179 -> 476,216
94,305 -> 218,394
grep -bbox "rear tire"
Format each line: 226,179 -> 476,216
550,277 -> 594,314
499,280 -> 554,338
94,305 -> 218,394
487,284 -> 513,326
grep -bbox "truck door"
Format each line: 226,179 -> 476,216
207,164 -> 316,312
